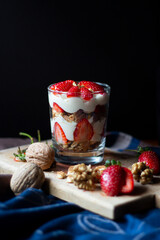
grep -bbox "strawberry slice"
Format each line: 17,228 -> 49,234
50,80 -> 76,92
50,82 -> 59,91
54,122 -> 67,144
74,118 -> 93,142
67,86 -> 80,98
120,167 -> 134,194
53,103 -> 64,113
100,165 -> 123,196
78,81 -> 105,93
80,87 -> 93,100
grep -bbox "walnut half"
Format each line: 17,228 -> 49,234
131,162 -> 153,184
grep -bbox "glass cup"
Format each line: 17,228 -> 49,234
48,82 -> 110,165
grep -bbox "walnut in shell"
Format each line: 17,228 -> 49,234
25,142 -> 55,170
10,163 -> 45,194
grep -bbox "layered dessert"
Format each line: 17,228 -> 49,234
48,80 -> 110,153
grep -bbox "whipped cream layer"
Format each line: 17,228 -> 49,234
48,92 -> 108,114
50,115 -> 106,141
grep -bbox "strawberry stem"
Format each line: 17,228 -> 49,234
126,146 -> 151,156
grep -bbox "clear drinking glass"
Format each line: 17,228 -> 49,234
48,82 -> 110,165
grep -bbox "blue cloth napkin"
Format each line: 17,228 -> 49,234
1,132 -> 160,240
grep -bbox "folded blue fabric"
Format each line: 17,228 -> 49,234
1,132 -> 160,240
106,131 -> 160,156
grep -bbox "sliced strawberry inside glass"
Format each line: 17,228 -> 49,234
67,86 -> 80,98
78,81 -> 105,93
50,80 -> 76,93
74,118 -> 93,142
80,87 -> 93,100
54,122 -> 67,144
50,82 -> 59,91
53,103 -> 64,113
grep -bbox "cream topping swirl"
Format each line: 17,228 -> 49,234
48,92 -> 108,114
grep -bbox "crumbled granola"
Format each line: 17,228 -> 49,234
63,110 -> 87,123
58,141 -> 100,152
62,113 -> 75,122
52,109 -> 64,118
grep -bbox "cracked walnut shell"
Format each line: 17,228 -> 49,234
26,142 -> 55,170
10,162 -> 45,194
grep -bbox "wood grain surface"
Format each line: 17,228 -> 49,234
0,143 -> 159,219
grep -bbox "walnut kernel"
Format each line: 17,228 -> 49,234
57,171 -> 67,179
131,162 -> 153,184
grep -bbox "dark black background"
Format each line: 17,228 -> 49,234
0,1 -> 160,142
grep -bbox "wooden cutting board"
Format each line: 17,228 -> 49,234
0,143 -> 160,220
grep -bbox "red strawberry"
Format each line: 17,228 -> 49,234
50,82 -> 58,91
100,165 -> 123,196
14,157 -> 21,162
120,167 -> 134,194
80,87 -> 93,100
50,80 -> 76,92
138,150 -> 160,175
53,103 -> 64,113
54,122 -> 67,144
100,165 -> 134,196
74,118 -> 93,142
67,86 -> 80,98
78,81 -> 105,93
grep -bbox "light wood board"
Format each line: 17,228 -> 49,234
0,143 -> 160,220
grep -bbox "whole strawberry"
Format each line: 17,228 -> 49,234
100,165 -> 134,196
138,149 -> 160,175
100,165 -> 123,196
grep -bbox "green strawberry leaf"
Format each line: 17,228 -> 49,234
13,147 -> 26,162
105,159 -> 121,168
